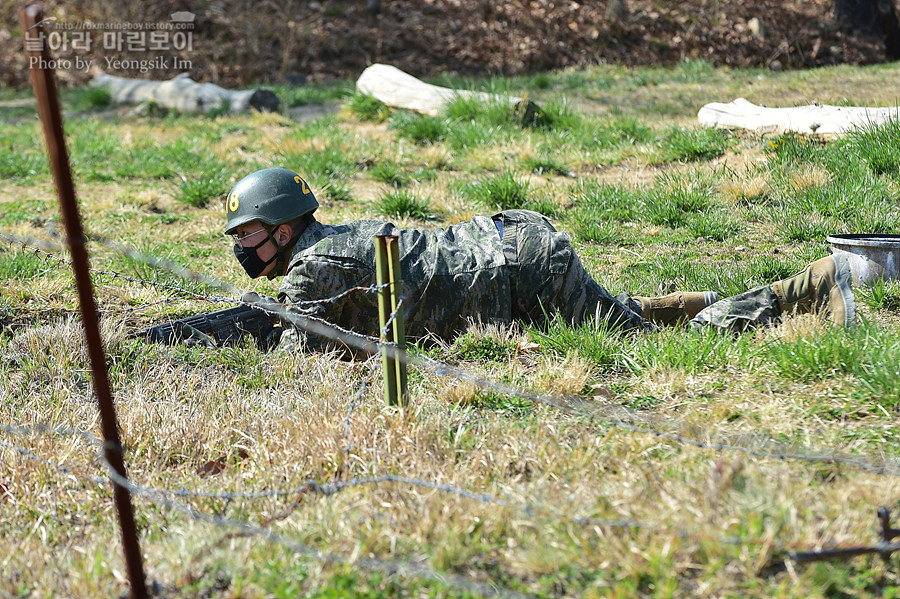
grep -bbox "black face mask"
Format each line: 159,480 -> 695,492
233,235 -> 276,279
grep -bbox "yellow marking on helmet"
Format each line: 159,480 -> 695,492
294,174 -> 311,195
228,191 -> 240,212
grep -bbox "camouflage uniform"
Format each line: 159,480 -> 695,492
276,209 -> 780,350
689,286 -> 781,333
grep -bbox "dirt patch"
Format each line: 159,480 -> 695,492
0,1 -> 893,89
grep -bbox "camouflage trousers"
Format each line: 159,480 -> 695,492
687,285 -> 781,333
500,210 -> 781,334
498,210 -> 650,332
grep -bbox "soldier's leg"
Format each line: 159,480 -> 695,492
689,285 -> 781,333
552,253 -> 652,331
689,254 -> 856,333
499,209 -> 650,332
770,254 -> 855,327
631,291 -> 720,326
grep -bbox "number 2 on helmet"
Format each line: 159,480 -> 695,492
293,175 -> 310,195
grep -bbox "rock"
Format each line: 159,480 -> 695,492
748,17 -> 764,40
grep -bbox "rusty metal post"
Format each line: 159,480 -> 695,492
19,4 -> 148,598
877,506 -> 900,562
878,507 -> 900,542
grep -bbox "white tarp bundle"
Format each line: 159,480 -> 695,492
698,97 -> 900,136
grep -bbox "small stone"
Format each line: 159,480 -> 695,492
748,17 -> 764,40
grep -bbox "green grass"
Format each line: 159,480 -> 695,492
390,112 -> 447,144
562,115 -> 656,152
765,133 -> 829,166
82,87 -> 112,109
0,248 -> 48,280
777,210 -> 836,242
765,320 -> 900,406
451,333 -> 516,363
177,168 -> 229,208
459,171 -> 530,210
639,175 -> 713,228
370,161 -> 410,188
569,180 -> 642,223
858,277 -> 900,310
442,94 -> 516,127
4,61 -> 900,599
686,208 -> 742,241
281,82 -> 352,107
840,116 -> 900,175
655,126 -> 731,163
521,153 -> 572,177
321,179 -> 355,203
528,316 -> 623,366
281,145 -> 359,185
532,98 -> 585,132
625,326 -> 759,375
0,197 -> 52,226
347,92 -> 392,122
374,190 -> 435,220
0,125 -> 48,178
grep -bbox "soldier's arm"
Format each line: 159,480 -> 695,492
275,256 -> 377,355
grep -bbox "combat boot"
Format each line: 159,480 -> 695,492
770,254 -> 855,327
634,291 -> 720,326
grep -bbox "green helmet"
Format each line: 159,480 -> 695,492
224,167 -> 318,235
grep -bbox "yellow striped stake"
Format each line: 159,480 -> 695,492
374,235 -> 408,406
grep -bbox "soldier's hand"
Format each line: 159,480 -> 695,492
241,291 -> 278,305
174,322 -> 217,348
240,291 -> 283,350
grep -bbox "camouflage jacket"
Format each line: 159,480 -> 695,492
277,215 -> 513,347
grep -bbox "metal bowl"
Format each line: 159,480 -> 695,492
827,234 -> 900,285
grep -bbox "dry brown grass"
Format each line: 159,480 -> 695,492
718,173 -> 770,206
4,312 -> 898,597
4,61 -> 900,598
788,165 -> 832,191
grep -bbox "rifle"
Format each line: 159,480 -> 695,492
130,304 -> 281,349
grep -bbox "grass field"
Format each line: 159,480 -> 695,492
2,59 -> 900,598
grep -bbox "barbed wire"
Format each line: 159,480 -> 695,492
6,428 -> 897,587
406,351 -> 900,477
216,291 -> 900,478
1,229 -> 393,326
8,418 -> 898,581
287,281 -> 395,309
0,422 -> 101,445
381,296 -> 405,337
0,428 -> 531,598
5,228 -> 900,479
110,466 -> 536,599
0,438 -> 106,487
0,297 -> 206,317
0,421 -> 756,552
0,230 -> 231,302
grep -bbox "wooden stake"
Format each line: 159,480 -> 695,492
20,4 -> 147,598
